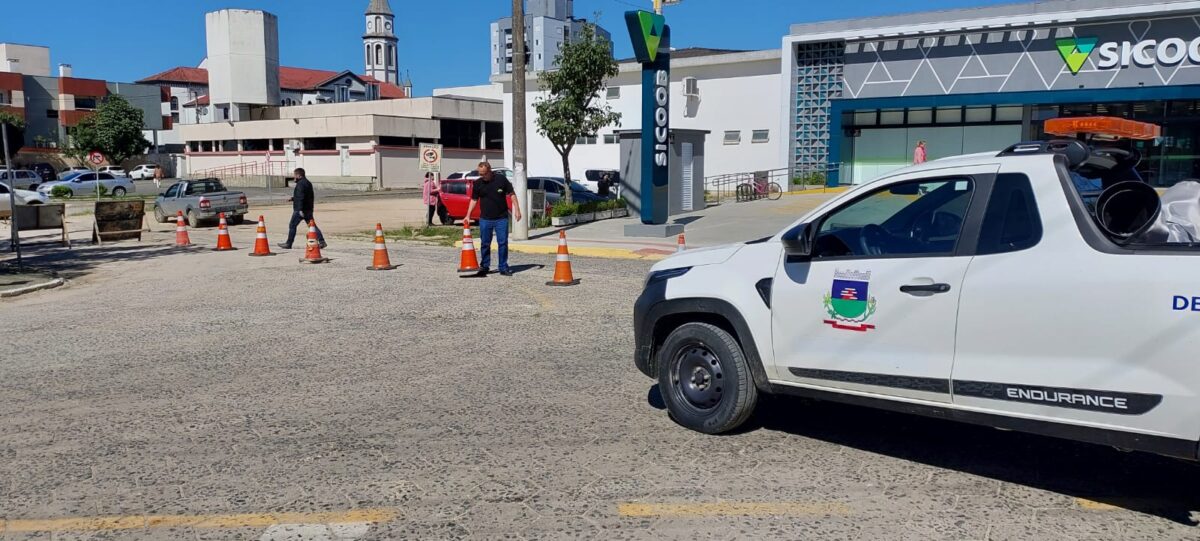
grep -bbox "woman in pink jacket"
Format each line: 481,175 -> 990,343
422,172 -> 441,226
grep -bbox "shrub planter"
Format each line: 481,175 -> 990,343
596,209 -> 613,220
551,215 -> 577,227
577,212 -> 596,223
613,208 -> 629,218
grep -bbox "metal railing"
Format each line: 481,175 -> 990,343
703,164 -> 844,203
188,160 -> 294,180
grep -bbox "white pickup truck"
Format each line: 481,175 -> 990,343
634,140 -> 1200,460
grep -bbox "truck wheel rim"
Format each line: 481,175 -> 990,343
672,345 -> 723,411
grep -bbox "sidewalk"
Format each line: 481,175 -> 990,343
467,193 -> 837,260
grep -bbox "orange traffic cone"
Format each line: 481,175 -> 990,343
212,213 -> 236,251
677,233 -> 686,253
174,211 -> 192,247
546,230 -> 581,286
299,220 -> 330,264
457,224 -> 480,274
248,215 -> 275,257
367,223 -> 397,270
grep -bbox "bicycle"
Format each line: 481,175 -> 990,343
735,178 -> 783,202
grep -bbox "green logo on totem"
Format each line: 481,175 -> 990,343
1056,37 -> 1098,75
626,10 -> 666,63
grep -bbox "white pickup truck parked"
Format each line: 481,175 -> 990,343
634,139 -> 1200,460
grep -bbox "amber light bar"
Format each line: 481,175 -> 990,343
1044,116 -> 1162,140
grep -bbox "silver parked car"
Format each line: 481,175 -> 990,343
0,169 -> 44,190
37,172 -> 136,198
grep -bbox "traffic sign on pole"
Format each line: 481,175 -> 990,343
419,143 -> 443,173
88,151 -> 104,165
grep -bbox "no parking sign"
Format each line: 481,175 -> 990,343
419,143 -> 442,173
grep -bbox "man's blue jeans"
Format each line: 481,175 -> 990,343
478,217 -> 509,272
285,210 -> 325,247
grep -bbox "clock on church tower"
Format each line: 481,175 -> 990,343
364,0 -> 399,85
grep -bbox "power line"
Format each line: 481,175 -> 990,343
605,0 -> 645,10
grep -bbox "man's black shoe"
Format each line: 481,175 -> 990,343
499,269 -> 514,276
277,243 -> 292,250
475,269 -> 490,277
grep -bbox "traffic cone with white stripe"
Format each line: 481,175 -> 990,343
174,211 -> 192,247
367,223 -> 397,270
212,213 -> 236,251
299,220 -> 330,264
248,216 -> 274,257
677,233 -> 687,253
458,224 -> 481,274
546,230 -> 580,287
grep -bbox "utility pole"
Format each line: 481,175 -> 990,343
654,0 -> 663,14
2,121 -> 21,268
511,0 -> 530,240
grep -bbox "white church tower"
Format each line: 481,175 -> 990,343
364,0 -> 398,85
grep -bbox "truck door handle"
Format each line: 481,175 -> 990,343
900,283 -> 951,295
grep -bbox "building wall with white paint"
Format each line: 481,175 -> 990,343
496,50 -> 784,180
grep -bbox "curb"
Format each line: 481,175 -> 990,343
783,186 -> 848,196
456,241 -> 670,261
0,277 -> 66,298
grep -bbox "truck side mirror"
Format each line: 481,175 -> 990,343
781,223 -> 815,258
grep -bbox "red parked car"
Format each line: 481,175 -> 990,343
438,179 -> 548,224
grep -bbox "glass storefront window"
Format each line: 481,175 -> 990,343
936,107 -> 962,123
995,106 -> 1023,122
880,110 -> 905,125
907,109 -> 933,124
964,107 -> 991,123
854,111 -> 877,126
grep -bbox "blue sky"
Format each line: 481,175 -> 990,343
1,0 -> 1013,95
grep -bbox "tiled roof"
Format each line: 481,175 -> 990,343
138,66 -> 209,85
141,65 -> 408,98
279,67 -> 346,91
361,75 -> 408,98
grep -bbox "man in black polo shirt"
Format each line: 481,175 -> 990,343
464,162 -> 522,276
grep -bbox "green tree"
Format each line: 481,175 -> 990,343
0,110 -> 24,165
534,21 -> 620,205
70,95 -> 150,166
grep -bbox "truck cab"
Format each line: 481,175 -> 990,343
634,126 -> 1200,460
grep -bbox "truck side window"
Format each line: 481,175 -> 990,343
976,173 -> 1042,255
165,184 -> 180,198
814,178 -> 974,259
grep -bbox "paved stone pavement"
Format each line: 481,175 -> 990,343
2,236 -> 1200,539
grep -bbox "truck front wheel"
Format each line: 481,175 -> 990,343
658,322 -> 758,434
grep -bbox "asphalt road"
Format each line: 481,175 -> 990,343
2,236 -> 1200,539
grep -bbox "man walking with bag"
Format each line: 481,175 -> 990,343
279,168 -> 327,250
464,162 -> 521,276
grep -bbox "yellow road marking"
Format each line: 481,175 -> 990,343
3,508 -> 397,533
518,284 -> 555,309
783,186 -> 849,196
617,501 -> 852,518
457,241 -> 669,260
1076,498 -> 1120,511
